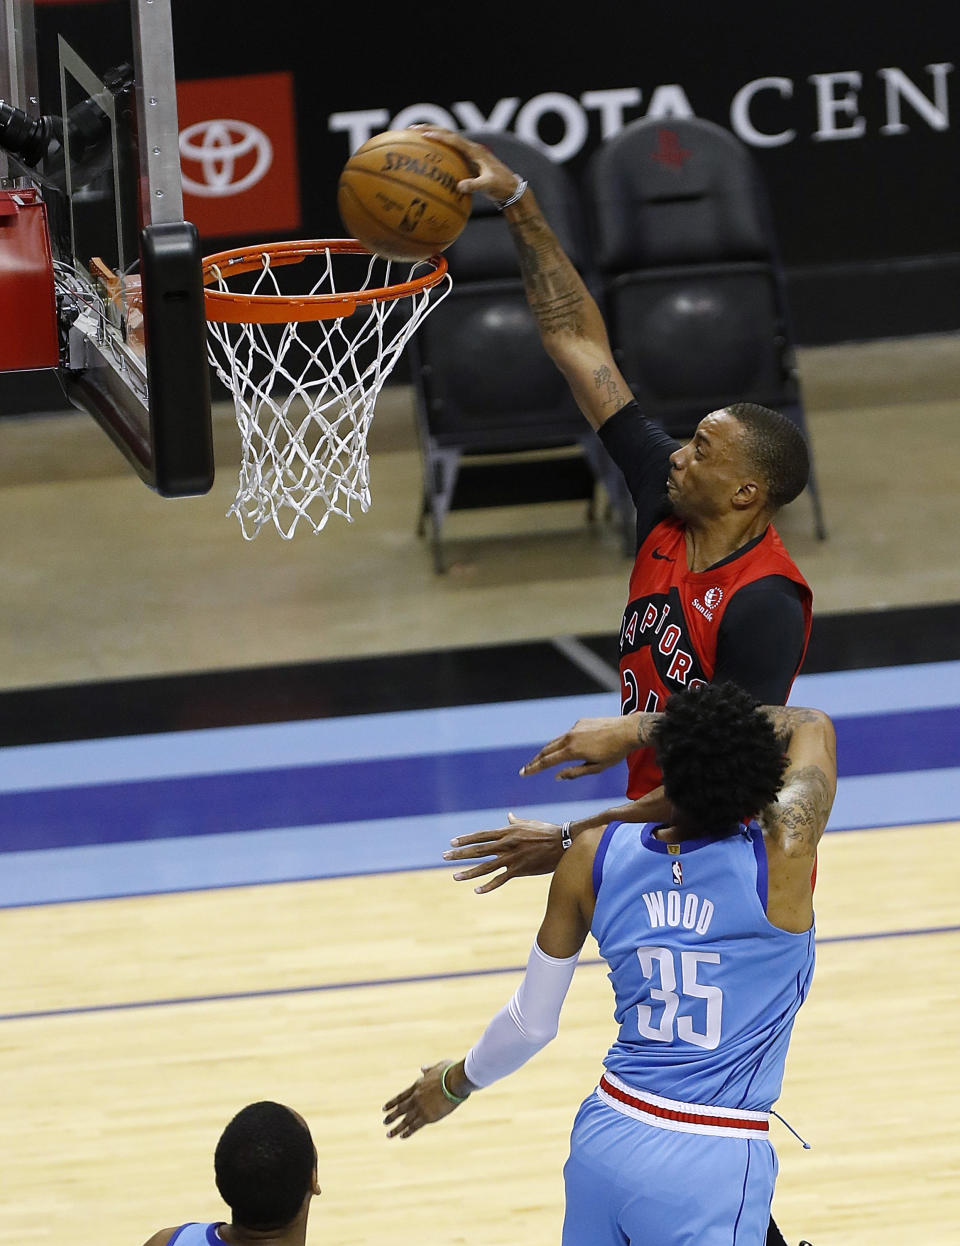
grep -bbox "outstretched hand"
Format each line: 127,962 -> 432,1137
444,792 -> 676,895
519,715 -> 639,780
383,1060 -> 464,1140
409,125 -> 522,203
443,813 -> 564,893
440,713 -> 670,894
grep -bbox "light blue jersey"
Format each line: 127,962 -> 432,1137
164,1225 -> 222,1246
591,820 -> 814,1111
561,820 -> 814,1245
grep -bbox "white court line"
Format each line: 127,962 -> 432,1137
551,635 -> 621,691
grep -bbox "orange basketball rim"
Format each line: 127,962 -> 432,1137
201,237 -> 454,540
202,238 -> 449,323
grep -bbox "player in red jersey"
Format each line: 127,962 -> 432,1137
424,127 -> 812,878
426,129 -> 815,1246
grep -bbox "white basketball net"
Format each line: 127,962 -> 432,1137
205,248 -> 452,539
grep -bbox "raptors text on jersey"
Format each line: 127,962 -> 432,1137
620,516 -> 812,797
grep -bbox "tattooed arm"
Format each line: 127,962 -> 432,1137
503,196 -> 633,428
759,706 -> 837,933
442,701 -> 836,902
418,127 -> 634,429
518,712 -> 659,780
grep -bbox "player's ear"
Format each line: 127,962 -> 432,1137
731,479 -> 762,510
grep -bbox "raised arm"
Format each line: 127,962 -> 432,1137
419,127 -> 633,429
761,706 -> 837,855
759,706 -> 837,933
502,190 -> 632,428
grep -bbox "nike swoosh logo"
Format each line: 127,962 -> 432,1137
651,549 -> 674,561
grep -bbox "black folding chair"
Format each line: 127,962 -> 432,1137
586,116 -> 826,539
409,131 -> 633,572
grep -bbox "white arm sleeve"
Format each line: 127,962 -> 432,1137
463,940 -> 580,1090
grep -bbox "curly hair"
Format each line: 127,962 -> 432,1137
724,402 -> 809,511
653,681 -> 788,831
214,1102 -> 315,1231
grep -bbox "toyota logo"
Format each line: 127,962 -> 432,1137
179,119 -> 273,197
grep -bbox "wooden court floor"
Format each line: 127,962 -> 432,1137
1,821 -> 957,1246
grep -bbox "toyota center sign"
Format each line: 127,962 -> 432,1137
160,1 -> 960,342
329,65 -> 953,159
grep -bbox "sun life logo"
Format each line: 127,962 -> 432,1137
691,584 -> 724,622
179,119 -> 274,198
704,587 -> 724,610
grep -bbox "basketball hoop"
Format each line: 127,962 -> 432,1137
203,239 -> 452,539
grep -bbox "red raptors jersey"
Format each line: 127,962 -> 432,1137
620,516 -> 812,797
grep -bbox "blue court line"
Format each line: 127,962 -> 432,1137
828,768 -> 960,831
0,694 -> 617,793
3,922 -> 957,1026
1,661 -> 957,794
2,706 -> 958,854
0,749 -> 626,852
790,661 -> 960,715
0,796 -> 619,907
1,814 -> 954,912
0,777 -> 957,910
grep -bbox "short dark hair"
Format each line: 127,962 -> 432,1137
214,1102 -> 315,1231
724,402 -> 809,511
653,681 -> 788,830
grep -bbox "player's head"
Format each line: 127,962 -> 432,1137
653,682 -> 788,832
666,403 -> 808,521
214,1101 -> 319,1232
724,402 -> 810,511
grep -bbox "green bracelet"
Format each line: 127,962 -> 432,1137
440,1062 -> 470,1104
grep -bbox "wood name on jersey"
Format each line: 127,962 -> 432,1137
642,888 -> 716,936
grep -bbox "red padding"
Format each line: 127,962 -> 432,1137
0,189 -> 59,371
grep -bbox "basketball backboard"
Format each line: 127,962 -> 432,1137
0,0 -> 213,496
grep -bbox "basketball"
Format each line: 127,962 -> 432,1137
337,129 -> 473,262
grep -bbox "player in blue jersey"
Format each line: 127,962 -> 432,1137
142,1101 -> 321,1246
384,683 -> 835,1245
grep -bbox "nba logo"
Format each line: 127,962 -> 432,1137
672,861 -> 683,886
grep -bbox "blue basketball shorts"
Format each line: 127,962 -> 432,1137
562,1091 -> 778,1246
